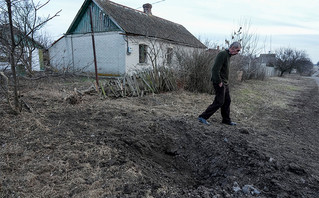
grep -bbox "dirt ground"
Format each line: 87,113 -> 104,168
1,75 -> 319,198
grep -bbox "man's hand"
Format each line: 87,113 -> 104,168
219,82 -> 223,87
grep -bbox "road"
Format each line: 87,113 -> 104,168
311,70 -> 319,88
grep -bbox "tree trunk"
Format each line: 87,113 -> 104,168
27,50 -> 33,76
6,0 -> 20,113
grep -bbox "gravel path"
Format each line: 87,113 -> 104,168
312,76 -> 319,89
311,70 -> 319,88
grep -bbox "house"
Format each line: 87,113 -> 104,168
0,24 -> 45,73
258,53 -> 279,77
49,0 -> 206,76
259,53 -> 275,67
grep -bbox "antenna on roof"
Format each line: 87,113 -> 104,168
136,0 -> 165,9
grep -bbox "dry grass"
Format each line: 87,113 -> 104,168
1,74 -> 318,197
231,76 -> 304,125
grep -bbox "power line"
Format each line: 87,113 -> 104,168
152,0 -> 166,5
136,0 -> 166,9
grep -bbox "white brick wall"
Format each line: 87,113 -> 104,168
49,32 -> 202,75
49,36 -> 73,71
49,32 -> 126,75
125,36 -> 199,74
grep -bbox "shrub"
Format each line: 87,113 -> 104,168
175,49 -> 217,93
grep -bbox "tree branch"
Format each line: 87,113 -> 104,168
13,6 -> 61,48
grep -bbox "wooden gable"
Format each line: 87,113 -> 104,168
67,0 -> 121,34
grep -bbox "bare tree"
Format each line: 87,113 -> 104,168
3,0 -> 59,75
274,47 -> 312,77
225,18 -> 267,81
143,36 -> 177,92
4,0 -> 20,113
294,54 -> 313,76
226,19 -> 262,56
1,0 -> 60,114
275,48 -> 294,76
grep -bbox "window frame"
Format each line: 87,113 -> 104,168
166,47 -> 173,65
139,44 -> 148,64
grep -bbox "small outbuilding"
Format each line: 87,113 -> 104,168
258,53 -> 279,77
0,24 -> 45,74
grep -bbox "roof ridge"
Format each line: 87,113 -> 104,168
107,0 -> 145,14
106,0 -> 183,27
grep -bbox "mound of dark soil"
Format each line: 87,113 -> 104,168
1,75 -> 319,197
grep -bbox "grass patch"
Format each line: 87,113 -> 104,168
232,76 -> 304,122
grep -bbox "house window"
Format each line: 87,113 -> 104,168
166,48 -> 173,65
139,44 -> 147,63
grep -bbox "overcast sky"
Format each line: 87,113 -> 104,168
39,0 -> 319,63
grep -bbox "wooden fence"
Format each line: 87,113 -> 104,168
100,69 -> 177,98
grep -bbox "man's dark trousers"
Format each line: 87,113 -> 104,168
199,84 -> 231,123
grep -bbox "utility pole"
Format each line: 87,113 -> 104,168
89,5 -> 99,86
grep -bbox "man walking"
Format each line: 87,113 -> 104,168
198,42 -> 241,126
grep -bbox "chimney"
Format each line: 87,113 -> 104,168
143,3 -> 152,15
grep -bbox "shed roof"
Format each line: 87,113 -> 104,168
67,0 -> 206,49
0,24 -> 44,49
259,53 -> 276,63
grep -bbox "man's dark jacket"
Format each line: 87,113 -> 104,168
211,50 -> 231,85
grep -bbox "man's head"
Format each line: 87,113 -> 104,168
229,42 -> 241,55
